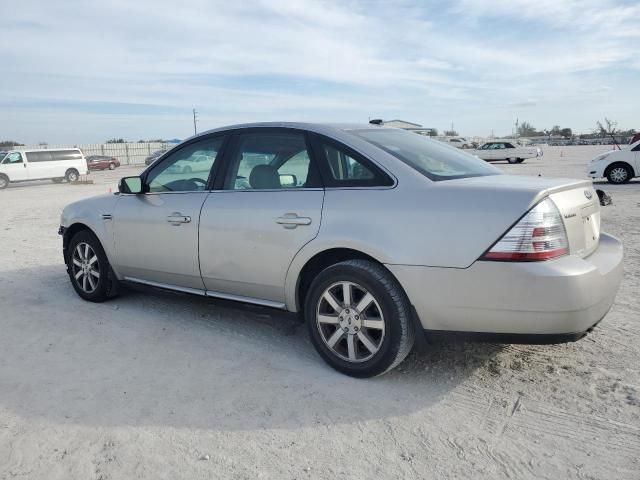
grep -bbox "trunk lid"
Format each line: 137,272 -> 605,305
439,175 -> 600,260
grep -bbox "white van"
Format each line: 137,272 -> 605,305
0,148 -> 89,189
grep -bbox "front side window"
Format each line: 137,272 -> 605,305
353,128 -> 500,181
146,136 -> 224,192
226,131 -> 316,190
2,152 -> 23,164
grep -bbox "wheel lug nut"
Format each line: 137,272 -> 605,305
345,309 -> 350,314
354,327 -> 359,332
343,327 -> 349,332
354,315 -> 359,320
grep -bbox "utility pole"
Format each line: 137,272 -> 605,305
193,108 -> 198,135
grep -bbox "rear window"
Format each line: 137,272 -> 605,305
26,150 -> 83,162
352,129 -> 501,181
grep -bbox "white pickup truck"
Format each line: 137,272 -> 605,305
473,141 -> 542,164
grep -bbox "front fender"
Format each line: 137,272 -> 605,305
60,194 -> 121,275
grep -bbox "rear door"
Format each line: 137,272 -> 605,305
198,128 -> 324,304
24,151 -> 54,179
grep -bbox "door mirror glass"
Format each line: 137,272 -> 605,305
119,176 -> 143,194
279,174 -> 297,187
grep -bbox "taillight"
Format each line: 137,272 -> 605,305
482,197 -> 568,261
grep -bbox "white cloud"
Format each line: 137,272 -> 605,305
0,0 -> 638,141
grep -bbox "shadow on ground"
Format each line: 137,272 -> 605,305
0,264 -> 506,431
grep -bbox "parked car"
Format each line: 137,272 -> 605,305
87,155 -> 120,171
474,141 -> 542,163
0,148 -> 89,189
144,149 -> 169,166
59,123 -> 623,377
444,137 -> 472,149
587,140 -> 640,184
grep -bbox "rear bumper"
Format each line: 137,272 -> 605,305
387,233 -> 623,335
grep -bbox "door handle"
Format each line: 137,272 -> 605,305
276,213 -> 312,229
167,212 -> 191,226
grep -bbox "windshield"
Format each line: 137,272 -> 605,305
352,129 -> 501,181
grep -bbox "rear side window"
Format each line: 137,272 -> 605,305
26,150 -> 83,162
225,131 -> 320,190
315,137 -> 393,187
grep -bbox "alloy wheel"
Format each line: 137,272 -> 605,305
71,242 -> 100,293
316,281 -> 385,363
610,167 -> 628,183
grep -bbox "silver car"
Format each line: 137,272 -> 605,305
59,123 -> 624,377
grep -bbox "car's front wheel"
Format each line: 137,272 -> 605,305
66,230 -> 119,302
305,259 -> 415,377
109,163 -> 116,170
606,163 -> 632,184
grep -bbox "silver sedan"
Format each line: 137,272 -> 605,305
59,123 -> 623,377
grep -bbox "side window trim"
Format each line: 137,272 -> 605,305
141,133 -> 229,193
309,133 -> 395,189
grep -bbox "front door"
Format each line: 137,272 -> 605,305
199,129 -> 324,304
1,152 -> 29,181
112,135 -> 225,290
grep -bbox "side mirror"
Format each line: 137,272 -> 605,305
119,176 -> 144,194
279,174 -> 298,187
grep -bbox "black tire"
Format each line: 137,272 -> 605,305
305,259 -> 415,378
109,163 -> 116,170
52,178 -> 64,183
605,163 -> 632,184
516,158 -> 524,164
66,230 -> 119,302
0,175 -> 8,189
65,169 -> 80,183
507,157 -> 518,164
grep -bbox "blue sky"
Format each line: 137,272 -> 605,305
1,0 -> 638,143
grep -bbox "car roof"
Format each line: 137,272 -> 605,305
190,122 -> 383,142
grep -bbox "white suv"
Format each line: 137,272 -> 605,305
588,141 -> 640,184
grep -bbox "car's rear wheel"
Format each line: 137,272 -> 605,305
65,169 -> 79,183
516,158 -> 524,163
606,164 -> 632,184
109,163 -> 116,170
305,259 -> 415,377
0,175 -> 8,189
66,230 -> 119,302
507,157 -> 518,164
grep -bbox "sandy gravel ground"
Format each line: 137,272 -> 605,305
0,146 -> 638,479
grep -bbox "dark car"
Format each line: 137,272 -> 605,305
87,155 -> 120,170
144,149 -> 168,166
